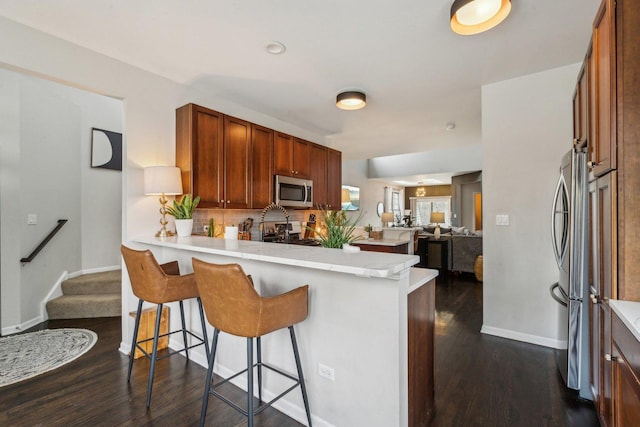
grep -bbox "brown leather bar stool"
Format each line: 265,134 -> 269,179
121,245 -> 210,408
192,258 -> 312,427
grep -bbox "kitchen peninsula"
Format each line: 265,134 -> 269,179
128,235 -> 436,427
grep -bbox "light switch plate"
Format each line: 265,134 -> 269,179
496,214 -> 509,226
27,214 -> 38,225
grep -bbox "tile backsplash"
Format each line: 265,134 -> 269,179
192,208 -> 319,240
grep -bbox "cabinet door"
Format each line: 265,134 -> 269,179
251,124 -> 274,209
293,138 -> 311,178
597,172 -> 616,302
309,144 -> 328,207
601,304 -> 614,427
591,0 -> 616,177
327,149 -> 342,210
574,61 -> 589,147
274,132 -> 294,176
613,313 -> 640,427
176,104 -> 224,208
223,116 -> 251,209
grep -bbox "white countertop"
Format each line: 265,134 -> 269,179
133,235 -> 420,279
353,238 -> 411,247
610,299 -> 640,342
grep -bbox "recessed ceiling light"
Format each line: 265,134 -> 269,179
336,91 -> 367,110
446,122 -> 456,130
265,41 -> 286,55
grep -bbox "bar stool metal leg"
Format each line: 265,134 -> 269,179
146,303 -> 164,408
197,297 -> 211,359
128,299 -> 144,382
256,336 -> 263,403
290,326 -> 312,427
247,337 -> 255,427
179,300 -> 189,361
200,328 -> 220,427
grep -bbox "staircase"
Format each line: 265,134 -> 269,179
46,270 -> 122,319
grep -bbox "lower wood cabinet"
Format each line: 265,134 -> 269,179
612,312 -> 640,426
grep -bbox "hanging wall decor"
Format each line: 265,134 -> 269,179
91,127 -> 122,171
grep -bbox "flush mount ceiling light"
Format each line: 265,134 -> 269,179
265,41 -> 286,55
450,0 -> 511,35
336,91 -> 366,110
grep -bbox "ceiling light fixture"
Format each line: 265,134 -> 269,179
336,91 -> 367,110
450,0 -> 511,35
265,41 -> 286,55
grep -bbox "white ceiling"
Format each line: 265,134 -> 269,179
0,0 -> 600,178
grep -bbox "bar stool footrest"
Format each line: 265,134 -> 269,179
209,362 -> 302,417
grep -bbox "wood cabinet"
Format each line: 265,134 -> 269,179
176,104 -> 224,208
585,0 -> 640,424
612,312 -> 640,426
222,116 -> 251,209
573,58 -> 589,147
327,148 -> 342,209
177,104 -> 341,211
309,143 -> 328,206
591,0 -> 616,177
274,132 -> 310,178
250,124 -> 274,209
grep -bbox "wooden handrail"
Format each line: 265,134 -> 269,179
20,219 -> 68,264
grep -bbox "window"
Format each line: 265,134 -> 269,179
392,191 -> 401,223
410,197 -> 451,226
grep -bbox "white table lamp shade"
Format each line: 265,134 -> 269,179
144,166 -> 183,195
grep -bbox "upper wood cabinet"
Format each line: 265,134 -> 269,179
309,144 -> 328,207
176,103 -> 224,208
327,148 -> 342,209
274,132 -> 311,178
591,0 -> 616,177
250,124 -> 274,209
223,115 -> 251,209
176,103 -> 341,211
573,56 -> 590,148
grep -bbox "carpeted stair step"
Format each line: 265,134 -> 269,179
46,294 -> 121,319
61,270 -> 121,295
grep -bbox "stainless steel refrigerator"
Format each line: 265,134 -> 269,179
550,148 -> 591,400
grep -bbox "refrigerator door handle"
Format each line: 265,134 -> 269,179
550,282 -> 568,307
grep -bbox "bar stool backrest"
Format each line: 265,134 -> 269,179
193,258 -> 309,339
121,245 -> 187,304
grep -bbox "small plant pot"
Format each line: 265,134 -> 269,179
174,219 -> 193,237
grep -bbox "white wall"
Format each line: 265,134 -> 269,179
342,159 -> 392,228
481,63 -> 581,348
0,68 -> 123,331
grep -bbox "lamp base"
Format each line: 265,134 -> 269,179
156,229 -> 175,238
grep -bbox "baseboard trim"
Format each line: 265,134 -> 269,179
2,315 -> 44,336
67,265 -> 121,279
481,324 -> 567,349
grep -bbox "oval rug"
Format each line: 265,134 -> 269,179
0,328 -> 98,387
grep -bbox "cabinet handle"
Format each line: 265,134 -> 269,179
605,354 -> 617,362
587,161 -> 601,169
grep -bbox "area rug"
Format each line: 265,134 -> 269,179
0,328 -> 98,387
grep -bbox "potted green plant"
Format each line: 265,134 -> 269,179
311,206 -> 363,249
166,194 -> 200,237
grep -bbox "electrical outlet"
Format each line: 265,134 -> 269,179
318,363 -> 335,381
27,214 -> 37,225
203,225 -> 210,233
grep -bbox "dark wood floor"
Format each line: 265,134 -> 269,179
0,274 -> 599,426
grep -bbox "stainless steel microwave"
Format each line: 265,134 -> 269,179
275,175 -> 313,208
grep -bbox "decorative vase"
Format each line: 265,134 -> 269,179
174,219 -> 193,237
434,224 -> 441,240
